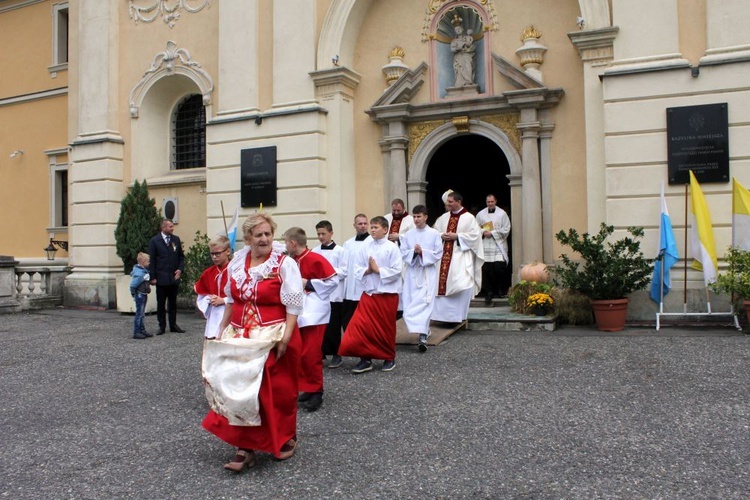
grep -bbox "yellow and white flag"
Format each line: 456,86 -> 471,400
732,178 -> 750,250
689,171 -> 718,285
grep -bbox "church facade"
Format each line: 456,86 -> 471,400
2,0 -> 749,315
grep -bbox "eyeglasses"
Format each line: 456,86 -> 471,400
210,250 -> 228,256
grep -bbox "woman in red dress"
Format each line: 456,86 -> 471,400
202,213 -> 305,472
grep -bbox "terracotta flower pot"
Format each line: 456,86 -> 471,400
590,298 -> 629,332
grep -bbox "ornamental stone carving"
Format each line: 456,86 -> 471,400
128,0 -> 211,28
515,26 -> 547,82
382,47 -> 409,87
129,41 -> 214,118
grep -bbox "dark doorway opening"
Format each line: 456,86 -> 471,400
425,134 -> 511,220
425,134 -> 512,292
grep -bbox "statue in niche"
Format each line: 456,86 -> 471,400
450,15 -> 476,87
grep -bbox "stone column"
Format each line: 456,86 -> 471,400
272,0 -> 317,108
311,67 -> 361,237
217,0 -> 260,116
507,174 -> 523,282
65,0 -> 123,308
538,111 -> 554,263
569,27 -> 618,233
517,109 -> 543,264
406,180 -> 428,213
379,121 -> 409,210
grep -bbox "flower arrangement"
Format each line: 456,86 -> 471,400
527,292 -> 554,315
508,280 -> 555,314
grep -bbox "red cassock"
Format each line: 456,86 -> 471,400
295,249 -> 336,393
339,292 -> 399,360
202,253 -> 301,458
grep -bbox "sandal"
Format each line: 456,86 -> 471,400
277,437 -> 297,460
223,449 -> 256,472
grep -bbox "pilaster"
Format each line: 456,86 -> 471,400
517,110 -> 543,264
272,0 -> 317,109
65,0 -> 123,308
218,0 -> 260,117
311,67 -> 361,235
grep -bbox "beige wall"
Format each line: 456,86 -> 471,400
0,0 -> 69,258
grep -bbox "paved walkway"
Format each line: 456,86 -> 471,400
1,308 -> 748,499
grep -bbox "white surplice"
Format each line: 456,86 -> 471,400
431,209 -> 484,322
354,237 -> 403,296
400,226 -> 443,335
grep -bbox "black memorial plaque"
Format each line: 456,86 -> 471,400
667,103 -> 729,185
240,146 -> 277,207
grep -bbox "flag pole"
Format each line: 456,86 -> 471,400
683,182 -> 688,313
220,201 -> 228,235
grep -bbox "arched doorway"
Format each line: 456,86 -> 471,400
425,134 -> 511,219
425,134 -> 512,292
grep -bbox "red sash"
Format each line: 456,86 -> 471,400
437,208 -> 466,296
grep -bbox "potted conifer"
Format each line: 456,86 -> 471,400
554,223 -> 652,331
114,180 -> 162,312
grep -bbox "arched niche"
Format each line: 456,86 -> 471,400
317,0 -> 611,72
130,74 -> 204,181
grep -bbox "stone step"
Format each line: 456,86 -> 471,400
467,303 -> 556,332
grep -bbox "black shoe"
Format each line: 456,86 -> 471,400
328,355 -> 343,369
352,359 -> 372,374
157,328 -> 165,335
140,331 -> 154,338
484,295 -> 492,305
303,392 -> 323,412
171,325 -> 186,333
418,334 -> 428,353
133,333 -> 147,340
298,392 -> 312,403
381,360 -> 396,372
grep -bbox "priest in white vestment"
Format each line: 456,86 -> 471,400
400,205 -> 443,351
431,190 -> 484,323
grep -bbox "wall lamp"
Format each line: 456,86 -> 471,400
10,150 -> 24,158
44,238 -> 69,260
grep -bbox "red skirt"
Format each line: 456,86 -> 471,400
202,326 -> 301,458
339,293 -> 398,360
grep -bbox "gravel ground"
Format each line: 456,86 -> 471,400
1,308 -> 748,499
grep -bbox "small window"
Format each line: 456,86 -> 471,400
47,149 -> 69,230
172,94 -> 206,170
53,3 -> 69,67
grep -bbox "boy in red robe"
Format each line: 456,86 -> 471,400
194,235 -> 231,339
283,227 -> 337,411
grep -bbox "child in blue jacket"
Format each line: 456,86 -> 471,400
130,252 -> 153,339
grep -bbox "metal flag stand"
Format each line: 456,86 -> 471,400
655,181 -> 741,331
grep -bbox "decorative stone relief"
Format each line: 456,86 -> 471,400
382,47 -> 409,87
129,41 -> 214,118
408,120 -> 447,162
128,0 -> 211,29
481,114 -> 521,153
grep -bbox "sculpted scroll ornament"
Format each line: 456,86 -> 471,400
129,41 -> 214,118
128,0 -> 211,28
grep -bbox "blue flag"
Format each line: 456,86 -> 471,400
226,206 -> 239,252
650,186 -> 679,303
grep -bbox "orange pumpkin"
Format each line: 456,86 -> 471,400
519,261 -> 549,283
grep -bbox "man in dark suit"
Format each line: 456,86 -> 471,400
148,219 -> 186,334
